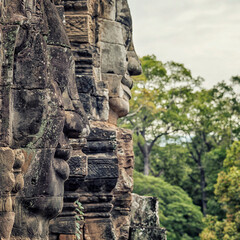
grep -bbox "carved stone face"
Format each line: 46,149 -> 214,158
98,0 -> 142,123
5,0 -> 89,237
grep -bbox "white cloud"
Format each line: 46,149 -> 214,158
128,0 -> 240,88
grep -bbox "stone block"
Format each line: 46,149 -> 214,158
80,178 -> 118,193
86,124 -> 116,141
129,227 -> 167,240
63,0 -> 88,13
98,19 -> 124,45
76,75 -> 95,94
56,6 -> 65,21
102,73 -> 124,98
65,15 -> 90,43
83,202 -> 113,213
84,218 -> 116,240
0,194 -> 13,212
87,157 -> 118,179
98,0 -> 116,21
0,86 -> 11,146
50,217 -> 76,234
99,42 -> 127,76
91,96 -> 109,121
131,194 -> 159,227
79,93 -> 92,115
59,234 -> 77,240
94,81 -> 108,98
79,193 -> 113,204
68,151 -> 88,177
85,141 -> 116,153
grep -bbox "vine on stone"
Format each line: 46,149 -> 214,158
75,200 -> 84,240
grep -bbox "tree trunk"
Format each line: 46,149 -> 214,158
200,166 -> 207,216
143,144 -> 150,176
192,147 -> 207,216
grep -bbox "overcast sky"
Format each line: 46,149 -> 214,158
128,0 -> 240,88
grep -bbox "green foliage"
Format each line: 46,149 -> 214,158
120,54 -> 204,176
200,215 -> 240,240
133,171 -> 203,240
121,54 -> 240,216
215,166 -> 240,214
223,141 -> 240,169
201,141 -> 240,239
121,54 -> 240,238
215,141 -> 240,216
150,143 -> 192,186
75,200 -> 84,240
204,147 -> 227,219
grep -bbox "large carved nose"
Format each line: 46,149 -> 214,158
127,44 -> 142,76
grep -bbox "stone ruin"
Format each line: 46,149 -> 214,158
0,0 -> 166,239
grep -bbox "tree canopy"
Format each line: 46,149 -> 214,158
133,171 -> 203,240
200,141 -> 240,239
121,55 -> 240,239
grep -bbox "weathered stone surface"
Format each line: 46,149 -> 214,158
131,194 -> 159,227
129,227 -> 167,240
98,19 -> 125,45
59,235 -> 77,240
84,218 -> 115,240
50,217 -> 77,234
1,0 -> 89,239
0,148 -> 15,240
0,146 -> 25,240
98,0 -> 116,21
65,15 -> 90,43
100,42 -> 127,76
51,1 -> 142,240
110,128 -> 134,240
0,148 -> 15,195
130,194 -> 167,240
68,150 -> 88,177
79,122 -> 119,240
0,212 -> 15,240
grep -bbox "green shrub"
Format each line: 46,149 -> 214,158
133,171 -> 203,240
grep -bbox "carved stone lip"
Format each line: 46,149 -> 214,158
122,84 -> 132,100
121,74 -> 133,89
53,156 -> 70,181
